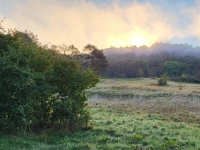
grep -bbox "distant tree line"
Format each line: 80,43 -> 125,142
50,43 -> 200,84
104,51 -> 200,83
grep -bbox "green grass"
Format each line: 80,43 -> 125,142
1,78 -> 200,149
1,108 -> 200,149
88,78 -> 200,99
88,78 -> 200,124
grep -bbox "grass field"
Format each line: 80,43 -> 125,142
1,78 -> 200,149
88,78 -> 200,124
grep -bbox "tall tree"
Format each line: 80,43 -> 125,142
83,44 -> 108,75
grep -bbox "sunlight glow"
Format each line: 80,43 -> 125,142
130,34 -> 149,47
108,32 -> 157,48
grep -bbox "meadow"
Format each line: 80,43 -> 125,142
1,78 -> 200,150
88,78 -> 200,124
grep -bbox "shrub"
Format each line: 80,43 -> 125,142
0,27 -> 99,133
158,73 -> 167,86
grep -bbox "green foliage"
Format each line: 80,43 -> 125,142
83,44 -> 109,76
1,107 -> 200,149
158,73 -> 168,86
106,59 -> 149,78
1,78 -> 200,149
0,27 -> 99,133
105,51 -> 200,83
164,61 -> 187,77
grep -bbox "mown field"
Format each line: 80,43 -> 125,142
1,78 -> 200,150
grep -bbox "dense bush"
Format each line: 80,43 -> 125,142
0,27 -> 99,134
158,73 -> 168,86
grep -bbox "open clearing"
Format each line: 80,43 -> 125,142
1,78 -> 200,149
88,78 -> 200,124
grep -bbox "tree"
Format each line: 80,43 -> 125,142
68,44 -> 80,57
83,44 -> 108,75
137,68 -> 145,78
83,44 -> 97,53
50,44 -> 80,57
164,61 -> 187,77
134,60 -> 149,77
90,49 -> 109,73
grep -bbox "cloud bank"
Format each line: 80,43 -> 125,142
0,0 -> 199,49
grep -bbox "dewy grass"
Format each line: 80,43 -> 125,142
1,78 -> 200,149
1,107 -> 200,149
88,78 -> 200,98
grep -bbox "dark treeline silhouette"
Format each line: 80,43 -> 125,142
103,44 -> 200,83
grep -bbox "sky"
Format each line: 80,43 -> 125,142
0,0 -> 200,50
